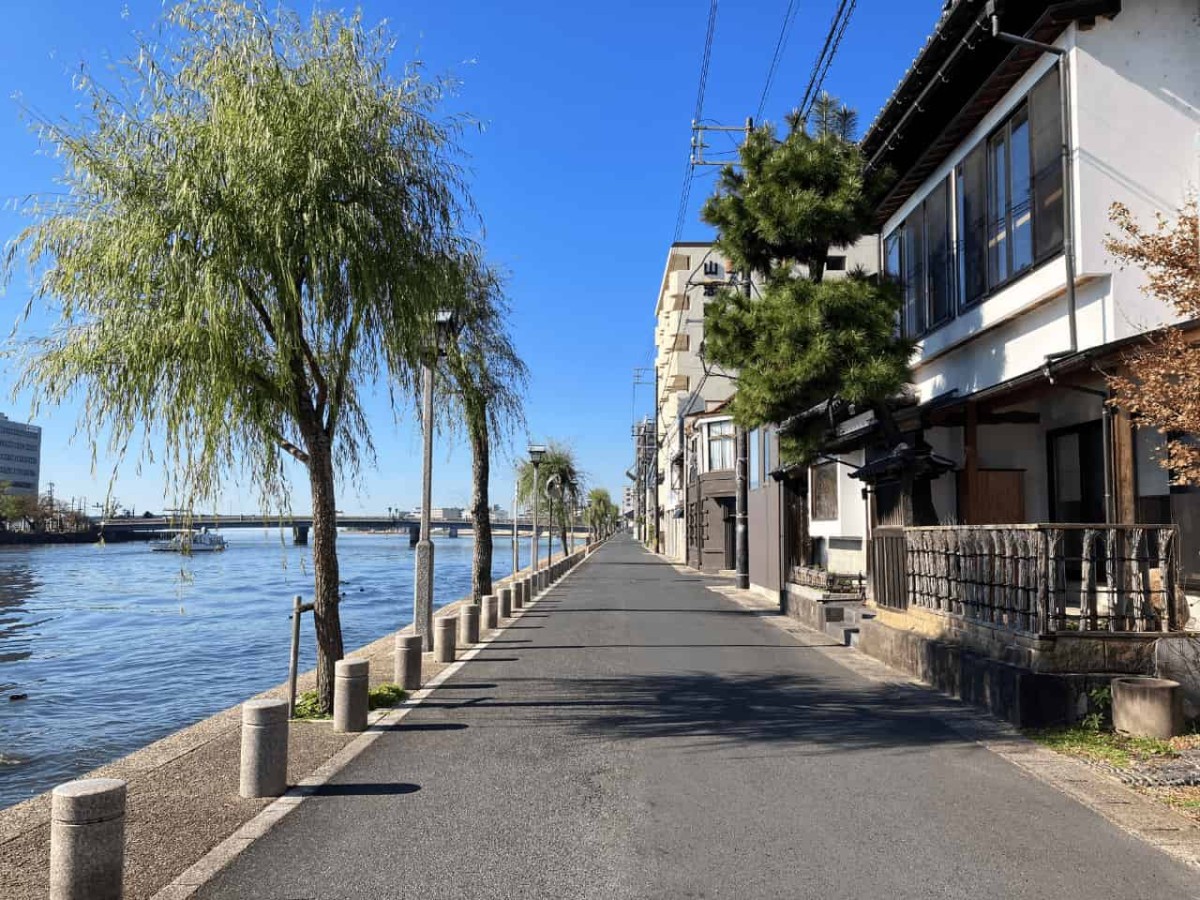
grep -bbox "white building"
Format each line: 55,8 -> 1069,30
652,242 -> 739,563
0,414 -> 41,497
805,0 -> 1200,580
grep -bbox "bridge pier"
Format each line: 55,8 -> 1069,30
293,525 -> 309,546
448,526 -> 459,539
408,523 -> 420,547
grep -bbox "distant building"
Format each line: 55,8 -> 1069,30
429,507 -> 463,521
0,414 -> 41,497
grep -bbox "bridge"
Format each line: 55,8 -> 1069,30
97,514 -> 584,545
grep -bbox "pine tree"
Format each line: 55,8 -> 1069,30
700,94 -> 910,463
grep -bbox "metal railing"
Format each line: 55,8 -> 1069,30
895,524 -> 1181,635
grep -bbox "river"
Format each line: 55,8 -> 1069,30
0,528 -> 538,810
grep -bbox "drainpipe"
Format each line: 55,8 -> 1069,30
989,6 -> 1079,358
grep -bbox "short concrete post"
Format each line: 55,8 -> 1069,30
498,586 -> 512,619
240,699 -> 289,798
50,778 -> 126,900
333,658 -> 369,733
435,616 -> 457,663
1112,676 -> 1184,739
513,579 -> 525,610
460,603 -> 480,646
394,634 -> 422,691
482,594 -> 498,630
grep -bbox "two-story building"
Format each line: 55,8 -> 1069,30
789,0 -> 1200,724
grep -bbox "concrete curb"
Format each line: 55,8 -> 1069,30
150,548 -> 595,898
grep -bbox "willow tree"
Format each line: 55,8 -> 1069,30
517,443 -> 583,557
4,1 -> 467,712
440,260 -> 527,600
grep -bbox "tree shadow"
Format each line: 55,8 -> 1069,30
385,721 -> 468,733
540,671 -> 970,755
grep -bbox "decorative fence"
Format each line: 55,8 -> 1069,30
791,564 -> 865,597
871,524 -> 1181,635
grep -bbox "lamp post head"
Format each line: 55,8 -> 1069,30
434,309 -> 460,356
527,444 -> 547,466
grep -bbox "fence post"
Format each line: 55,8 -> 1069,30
287,594 -> 302,718
459,603 -> 480,646
50,779 -> 126,900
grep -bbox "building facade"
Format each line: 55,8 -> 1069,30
0,414 -> 41,497
651,242 -> 740,564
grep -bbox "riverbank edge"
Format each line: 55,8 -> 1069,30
0,551 -> 572,899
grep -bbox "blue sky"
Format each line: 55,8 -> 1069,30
0,0 -> 938,515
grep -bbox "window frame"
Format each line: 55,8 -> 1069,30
706,420 -> 735,473
883,65 -> 1065,339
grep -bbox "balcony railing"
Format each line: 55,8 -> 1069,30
871,524 -> 1182,635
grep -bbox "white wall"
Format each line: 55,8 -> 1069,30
809,450 -> 867,541
883,3 -> 1200,407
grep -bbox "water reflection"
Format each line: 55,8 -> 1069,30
0,531 -> 528,808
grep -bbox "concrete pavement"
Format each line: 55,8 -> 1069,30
196,536 -> 1199,899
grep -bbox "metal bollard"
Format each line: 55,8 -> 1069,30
482,594 -> 498,630
498,586 -> 512,619
434,616 -> 457,663
334,658 -> 369,733
240,699 -> 289,798
394,633 -> 422,691
460,603 -> 480,645
50,778 -> 126,900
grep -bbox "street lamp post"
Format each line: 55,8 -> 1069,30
528,445 -> 546,573
414,310 -> 459,651
545,472 -> 562,566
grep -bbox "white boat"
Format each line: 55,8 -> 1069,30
150,527 -> 227,553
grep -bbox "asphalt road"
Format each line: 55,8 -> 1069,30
197,536 -> 1199,899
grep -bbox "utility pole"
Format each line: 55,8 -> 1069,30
652,367 -> 661,554
733,116 -> 754,591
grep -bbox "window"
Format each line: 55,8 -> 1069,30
811,462 -> 839,521
707,421 -> 734,471
764,428 -> 774,479
826,255 -> 846,272
884,64 -> 1064,335
749,428 -> 760,490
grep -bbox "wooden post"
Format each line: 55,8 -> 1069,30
287,594 -> 302,718
964,402 -> 980,524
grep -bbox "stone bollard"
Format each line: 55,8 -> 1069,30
460,603 -> 480,646
498,586 -> 512,619
394,633 -> 422,691
240,699 -> 289,798
334,658 -> 369,733
1112,676 -> 1184,739
482,594 -> 498,630
513,579 -> 525,610
435,616 -> 457,663
50,778 -> 126,900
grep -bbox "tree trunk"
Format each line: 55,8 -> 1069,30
306,434 -> 345,714
467,402 -> 492,600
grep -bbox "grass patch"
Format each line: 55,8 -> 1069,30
290,682 -> 407,720
1028,726 -> 1179,768
368,683 -> 407,710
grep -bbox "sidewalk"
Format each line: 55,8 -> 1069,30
194,537 -> 1199,899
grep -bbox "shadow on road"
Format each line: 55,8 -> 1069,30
494,672 -> 965,756
299,782 -> 421,797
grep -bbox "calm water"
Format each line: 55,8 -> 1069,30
0,529 -> 534,810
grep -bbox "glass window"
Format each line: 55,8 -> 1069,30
811,462 -> 839,521
988,128 -> 1010,285
749,428 -> 760,490
902,208 -> 925,337
1009,109 -> 1033,273
925,178 -> 953,326
707,421 -> 734,472
764,427 -> 774,479
1029,66 -> 1064,260
959,145 -> 988,307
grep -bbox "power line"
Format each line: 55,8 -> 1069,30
797,0 -> 857,123
672,0 -> 720,244
756,0 -> 801,122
